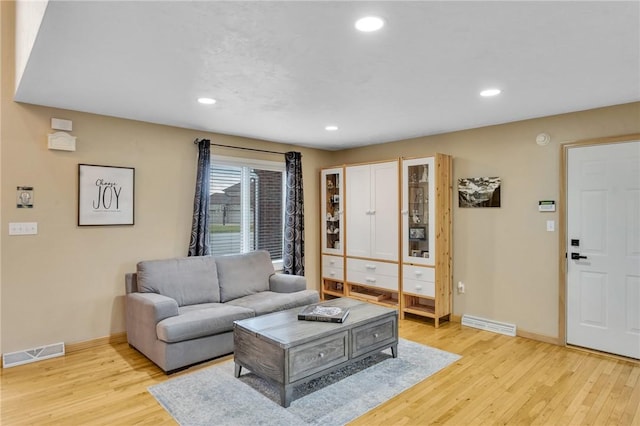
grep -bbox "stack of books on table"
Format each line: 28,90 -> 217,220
298,304 -> 350,323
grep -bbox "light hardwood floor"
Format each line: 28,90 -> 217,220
1,317 -> 638,425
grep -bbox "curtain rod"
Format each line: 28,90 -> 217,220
194,138 -> 288,155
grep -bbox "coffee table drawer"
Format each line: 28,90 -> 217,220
289,331 -> 348,382
351,317 -> 397,358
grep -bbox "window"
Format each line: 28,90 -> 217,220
209,156 -> 285,268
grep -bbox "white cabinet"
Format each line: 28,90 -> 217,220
344,160 -> 399,308
400,154 -> 452,328
321,168 -> 343,256
320,155 -> 452,326
320,168 -> 346,300
345,161 -> 398,261
402,157 -> 435,266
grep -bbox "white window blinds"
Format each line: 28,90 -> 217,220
209,157 -> 284,263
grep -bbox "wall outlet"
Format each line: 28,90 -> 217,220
457,281 -> 465,294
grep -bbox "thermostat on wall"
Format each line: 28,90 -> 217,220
538,200 -> 556,212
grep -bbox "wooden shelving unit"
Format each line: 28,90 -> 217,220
320,155 -> 452,328
320,167 -> 345,301
400,154 -> 452,327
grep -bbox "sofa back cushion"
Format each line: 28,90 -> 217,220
136,256 -> 220,306
216,250 -> 274,302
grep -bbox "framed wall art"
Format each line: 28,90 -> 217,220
458,177 -> 501,208
78,164 -> 135,226
409,226 -> 426,240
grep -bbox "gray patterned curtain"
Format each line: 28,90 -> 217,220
283,151 -> 304,275
188,139 -> 211,256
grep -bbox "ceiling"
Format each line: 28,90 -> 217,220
14,1 -> 640,151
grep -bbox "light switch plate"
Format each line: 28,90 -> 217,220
9,222 -> 38,235
546,220 -> 555,232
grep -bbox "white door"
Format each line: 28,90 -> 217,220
346,164 -> 372,258
370,161 -> 399,261
567,140 -> 640,359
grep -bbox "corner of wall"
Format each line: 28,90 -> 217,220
14,0 -> 48,95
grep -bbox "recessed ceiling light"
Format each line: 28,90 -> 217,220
197,97 -> 217,105
355,16 -> 384,32
325,125 -> 339,131
480,88 -> 501,97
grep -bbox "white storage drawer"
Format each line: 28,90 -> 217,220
402,265 -> 435,283
403,265 -> 435,297
403,278 -> 435,297
347,258 -> 398,277
347,259 -> 399,291
347,270 -> 398,291
323,255 -> 344,280
322,255 -> 344,270
322,266 -> 344,281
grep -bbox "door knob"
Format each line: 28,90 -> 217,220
571,252 -> 587,260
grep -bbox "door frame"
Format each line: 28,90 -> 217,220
558,133 -> 640,347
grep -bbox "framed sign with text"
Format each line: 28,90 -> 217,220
78,164 -> 135,226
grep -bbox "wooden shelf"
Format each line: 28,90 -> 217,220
402,292 -> 435,300
350,293 -> 399,309
402,294 -> 450,326
321,278 -> 345,300
347,284 -> 399,309
322,289 -> 345,298
373,298 -> 399,309
349,289 -> 390,302
403,304 -> 435,316
403,295 -> 435,314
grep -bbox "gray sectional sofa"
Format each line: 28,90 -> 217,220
125,250 -> 319,372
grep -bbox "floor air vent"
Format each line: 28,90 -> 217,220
461,315 -> 516,337
2,342 -> 65,368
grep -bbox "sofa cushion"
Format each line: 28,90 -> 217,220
216,250 -> 274,302
226,290 -> 320,316
156,304 -> 255,343
137,256 -> 220,307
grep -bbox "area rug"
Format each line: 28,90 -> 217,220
148,338 -> 460,426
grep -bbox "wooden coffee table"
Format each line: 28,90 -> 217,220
233,297 -> 398,407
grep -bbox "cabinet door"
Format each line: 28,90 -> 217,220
370,161 -> 399,261
321,168 -> 343,255
402,157 -> 435,265
346,164 -> 372,258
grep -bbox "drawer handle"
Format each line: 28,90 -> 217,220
414,271 -> 422,276
416,284 -> 422,291
365,264 -> 376,270
318,352 -> 325,358
329,260 -> 335,265
330,272 -> 335,276
373,333 -> 379,339
365,277 -> 377,283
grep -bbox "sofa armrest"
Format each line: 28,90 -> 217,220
125,292 -> 179,364
126,292 -> 179,323
269,273 -> 307,293
125,272 -> 138,294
